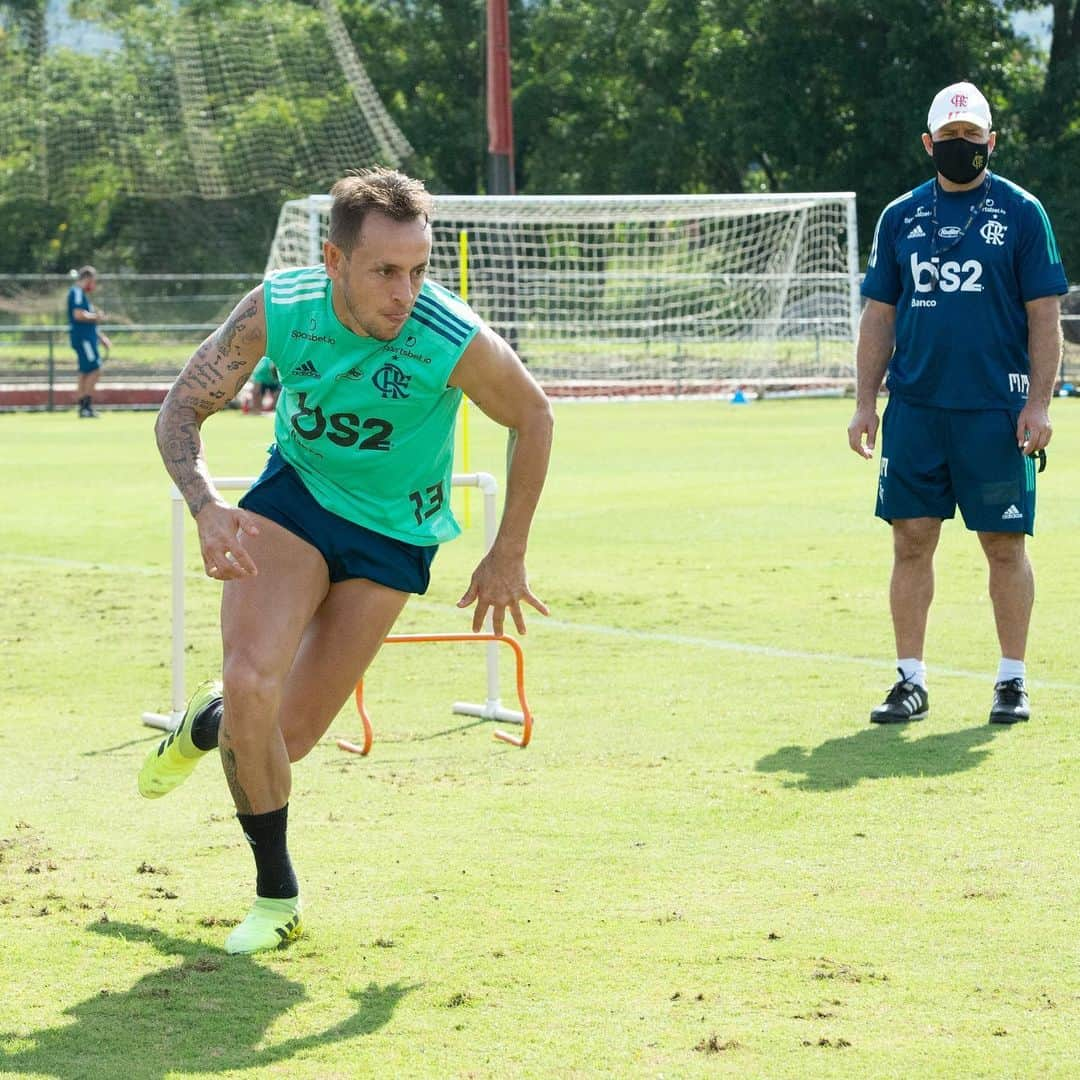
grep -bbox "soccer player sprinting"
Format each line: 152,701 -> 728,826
847,82 -> 1067,725
140,168 -> 553,954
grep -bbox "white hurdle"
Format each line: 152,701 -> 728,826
141,472 -> 525,732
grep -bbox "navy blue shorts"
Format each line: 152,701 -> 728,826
238,449 -> 438,592
72,338 -> 100,373
876,397 -> 1036,535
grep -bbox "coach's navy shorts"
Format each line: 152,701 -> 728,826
876,397 -> 1036,535
239,448 -> 438,593
72,338 -> 100,374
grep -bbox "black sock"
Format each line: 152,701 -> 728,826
237,804 -> 298,899
190,698 -> 222,751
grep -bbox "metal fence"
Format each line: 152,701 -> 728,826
0,273 -> 262,328
0,273 -> 262,409
0,324 -> 221,411
3,274 -> 1080,409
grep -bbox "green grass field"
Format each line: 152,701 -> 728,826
2,400 -> 1079,1078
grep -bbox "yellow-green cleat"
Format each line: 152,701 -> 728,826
224,897 -> 303,955
138,679 -> 221,799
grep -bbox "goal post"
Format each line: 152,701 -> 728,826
266,192 -> 860,395
140,472 -> 525,735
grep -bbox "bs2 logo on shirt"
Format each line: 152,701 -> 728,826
909,252 -> 985,294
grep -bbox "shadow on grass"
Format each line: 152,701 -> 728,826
756,724 -> 1009,791
81,734 -> 160,757
411,717 -> 493,742
0,921 -> 418,1079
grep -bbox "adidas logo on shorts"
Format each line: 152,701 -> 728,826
293,360 -> 320,379
1001,504 -> 1023,520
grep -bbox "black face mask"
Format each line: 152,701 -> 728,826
932,137 -> 990,185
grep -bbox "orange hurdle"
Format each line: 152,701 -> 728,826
141,471 -> 530,737
336,633 -> 534,756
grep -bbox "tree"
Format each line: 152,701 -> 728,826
1006,1 -> 1080,276
515,0 -> 1053,257
1018,0 -> 1080,130
337,0 -> 516,194
1,0 -> 1078,273
514,0 -> 745,194
0,0 -> 422,272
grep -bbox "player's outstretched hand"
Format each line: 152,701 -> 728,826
457,549 -> 549,635
847,405 -> 879,459
194,502 -> 260,580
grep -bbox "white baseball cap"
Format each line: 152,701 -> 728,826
927,82 -> 992,134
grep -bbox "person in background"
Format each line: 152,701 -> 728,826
240,355 -> 282,413
848,81 -> 1067,726
67,266 -> 111,418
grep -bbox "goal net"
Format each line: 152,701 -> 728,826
266,193 -> 859,394
0,0 -> 410,274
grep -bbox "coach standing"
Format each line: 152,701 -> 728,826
67,265 -> 111,418
847,81 -> 1067,726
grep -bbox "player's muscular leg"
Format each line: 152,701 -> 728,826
220,516 -> 329,814
278,579 -> 410,762
978,531 -> 1032,660
890,517 -> 942,658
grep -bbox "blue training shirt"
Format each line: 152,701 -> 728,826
862,172 -> 1067,410
67,285 -> 98,348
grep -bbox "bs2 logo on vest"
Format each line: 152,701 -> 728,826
290,391 -> 394,452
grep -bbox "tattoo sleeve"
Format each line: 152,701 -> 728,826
154,289 -> 266,517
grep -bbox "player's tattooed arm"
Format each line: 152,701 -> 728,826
155,286 -> 268,517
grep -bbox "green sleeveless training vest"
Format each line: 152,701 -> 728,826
263,265 -> 479,544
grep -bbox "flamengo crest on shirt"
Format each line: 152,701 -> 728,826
372,362 -> 412,399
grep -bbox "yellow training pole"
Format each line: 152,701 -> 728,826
459,229 -> 472,527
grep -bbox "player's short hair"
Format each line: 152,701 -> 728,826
329,167 -> 433,253
76,265 -> 97,281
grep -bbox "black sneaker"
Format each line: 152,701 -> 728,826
870,668 -> 929,723
989,678 -> 1029,724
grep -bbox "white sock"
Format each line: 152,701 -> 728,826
898,658 -> 927,689
997,658 -> 1026,685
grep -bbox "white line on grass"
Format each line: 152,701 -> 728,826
8,552 -> 1080,690
514,614 -> 1080,690
6,554 -> 172,577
